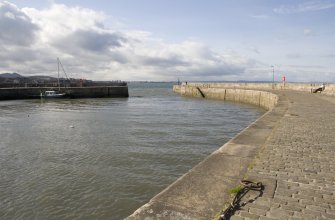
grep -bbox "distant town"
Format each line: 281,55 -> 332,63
0,73 -> 126,88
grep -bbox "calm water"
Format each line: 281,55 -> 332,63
0,82 -> 264,219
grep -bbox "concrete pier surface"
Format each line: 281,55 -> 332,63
126,83 -> 335,220
231,91 -> 335,220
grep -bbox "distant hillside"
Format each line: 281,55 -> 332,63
0,72 -> 126,88
0,73 -> 24,78
0,73 -> 59,80
28,75 -> 57,80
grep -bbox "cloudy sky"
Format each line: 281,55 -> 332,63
1,0 -> 334,82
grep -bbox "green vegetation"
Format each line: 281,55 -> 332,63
229,185 -> 243,195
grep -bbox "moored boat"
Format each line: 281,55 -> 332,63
40,90 -> 66,98
40,58 -> 68,99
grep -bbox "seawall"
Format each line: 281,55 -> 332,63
0,86 -> 129,100
174,85 -> 278,110
126,84 -> 288,219
184,82 -> 335,96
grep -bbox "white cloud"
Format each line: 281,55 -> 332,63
0,1 -> 258,81
274,1 -> 335,14
0,1 -> 334,83
22,4 -> 108,42
0,1 -> 39,46
303,28 -> 315,36
4,11 -> 14,19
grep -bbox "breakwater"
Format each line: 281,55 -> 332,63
184,82 -> 335,96
174,85 -> 278,110
126,83 -> 287,219
0,86 -> 129,100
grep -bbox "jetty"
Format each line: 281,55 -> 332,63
127,83 -> 335,219
0,72 -> 129,100
0,85 -> 129,100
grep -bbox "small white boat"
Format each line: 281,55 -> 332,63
40,90 -> 66,98
40,58 -> 69,99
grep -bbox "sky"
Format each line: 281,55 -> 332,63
1,0 -> 335,82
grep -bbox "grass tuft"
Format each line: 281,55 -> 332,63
229,186 -> 243,195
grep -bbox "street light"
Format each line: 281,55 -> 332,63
271,65 -> 274,89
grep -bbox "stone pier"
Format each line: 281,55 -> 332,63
127,83 -> 335,220
231,91 -> 335,220
0,86 -> 129,100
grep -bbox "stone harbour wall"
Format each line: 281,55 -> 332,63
0,86 -> 129,100
175,85 -> 278,110
185,82 -> 335,96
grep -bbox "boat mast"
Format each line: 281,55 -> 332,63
57,58 -> 70,88
57,57 -> 60,91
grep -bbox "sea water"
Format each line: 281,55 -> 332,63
0,82 -> 264,219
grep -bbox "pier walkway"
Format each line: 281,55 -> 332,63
127,88 -> 335,220
232,91 -> 335,220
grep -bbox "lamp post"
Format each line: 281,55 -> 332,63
271,65 -> 274,89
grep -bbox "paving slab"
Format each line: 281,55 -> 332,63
233,91 -> 335,220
